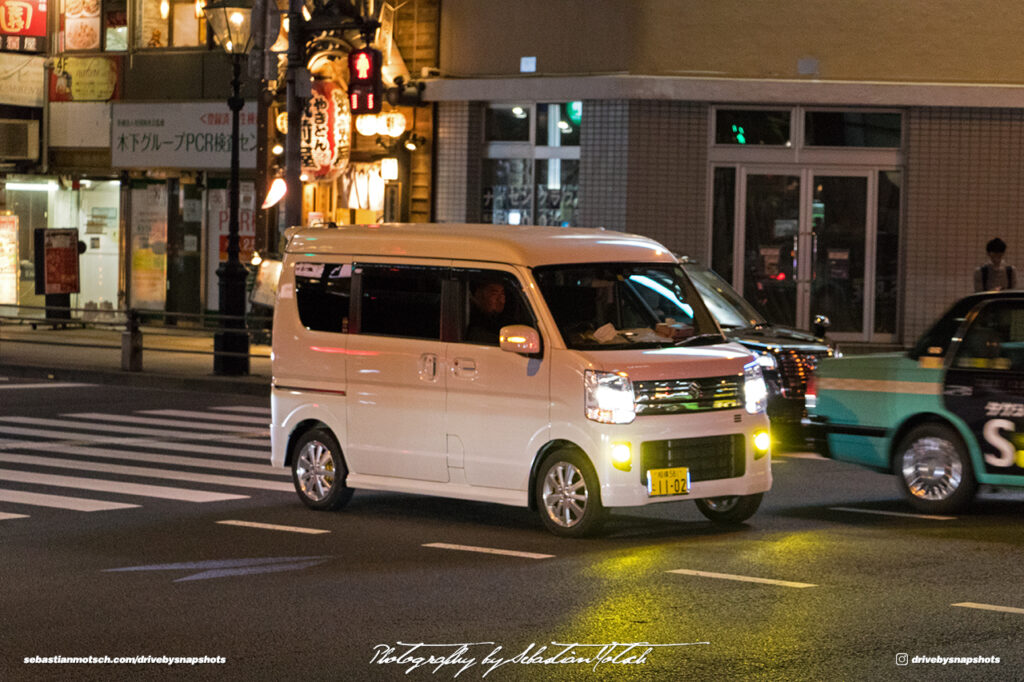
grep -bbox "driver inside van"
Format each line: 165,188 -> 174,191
466,279 -> 510,344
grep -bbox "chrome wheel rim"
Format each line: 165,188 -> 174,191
703,496 -> 739,512
541,462 -> 588,528
295,440 -> 336,501
901,436 -> 963,501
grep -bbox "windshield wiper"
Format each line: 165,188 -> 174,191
674,333 -> 726,347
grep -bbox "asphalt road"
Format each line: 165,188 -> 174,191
1,378 -> 1021,681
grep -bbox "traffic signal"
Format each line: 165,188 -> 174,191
348,47 -> 383,114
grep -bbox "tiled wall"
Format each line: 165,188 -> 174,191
580,100 -> 709,257
434,101 -> 483,223
904,107 -> 1024,341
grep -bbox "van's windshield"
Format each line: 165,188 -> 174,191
534,263 -> 723,350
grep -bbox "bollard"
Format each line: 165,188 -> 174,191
121,309 -> 143,371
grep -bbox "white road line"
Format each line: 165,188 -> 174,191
780,452 -> 829,460
0,417 -> 268,440
63,413 -> 263,433
829,506 -> 957,521
0,469 -> 248,502
217,520 -> 330,534
137,410 -> 269,425
0,383 -> 92,390
953,602 -> 1024,615
0,512 -> 30,520
2,442 -> 283,475
0,427 -> 269,459
0,454 -> 292,492
211,406 -> 271,415
0,489 -> 139,512
423,542 -> 554,560
667,568 -> 817,588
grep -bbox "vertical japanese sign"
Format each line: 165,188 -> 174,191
0,215 -> 18,304
301,81 -> 351,179
38,228 -> 80,295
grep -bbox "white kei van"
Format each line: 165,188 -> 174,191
270,223 -> 772,536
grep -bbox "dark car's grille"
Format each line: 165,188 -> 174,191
775,350 -> 830,398
633,375 -> 743,415
640,435 -> 746,484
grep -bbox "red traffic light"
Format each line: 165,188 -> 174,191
348,47 -> 382,114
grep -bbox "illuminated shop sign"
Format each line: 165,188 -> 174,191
111,101 -> 258,169
0,0 -> 47,52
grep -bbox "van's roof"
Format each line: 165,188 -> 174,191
284,223 -> 676,267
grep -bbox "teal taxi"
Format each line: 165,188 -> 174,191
805,291 -> 1024,513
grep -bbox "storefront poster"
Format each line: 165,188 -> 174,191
129,184 -> 167,309
0,215 -> 18,304
0,52 -> 44,106
61,0 -> 100,51
112,102 -> 258,170
49,55 -> 120,101
41,228 -> 80,295
205,183 -> 255,311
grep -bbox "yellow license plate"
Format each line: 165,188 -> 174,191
647,467 -> 690,497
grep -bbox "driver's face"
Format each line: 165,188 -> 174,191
476,283 -> 506,314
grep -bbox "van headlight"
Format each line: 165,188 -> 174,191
743,361 -> 768,414
585,370 -> 636,424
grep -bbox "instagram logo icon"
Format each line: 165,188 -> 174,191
896,653 -> 909,666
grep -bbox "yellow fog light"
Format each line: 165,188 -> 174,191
611,442 -> 632,471
753,430 -> 771,458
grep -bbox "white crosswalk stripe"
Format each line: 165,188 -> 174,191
0,404 -> 287,515
137,409 -> 269,425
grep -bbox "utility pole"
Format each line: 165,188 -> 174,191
284,0 -> 307,230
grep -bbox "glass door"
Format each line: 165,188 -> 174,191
731,167 -> 876,340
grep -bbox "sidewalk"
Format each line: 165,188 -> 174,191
0,322 -> 270,396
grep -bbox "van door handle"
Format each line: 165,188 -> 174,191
452,357 -> 477,379
419,353 -> 439,382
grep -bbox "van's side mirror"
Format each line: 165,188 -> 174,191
499,325 -> 541,354
812,314 -> 831,339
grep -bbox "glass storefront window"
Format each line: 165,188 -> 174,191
875,171 -> 901,334
711,167 -> 736,281
134,0 -> 206,48
482,159 -> 533,225
485,104 -> 531,142
805,112 -> 901,148
715,109 -> 791,146
536,102 -> 581,146
104,0 -> 128,51
535,159 -> 578,226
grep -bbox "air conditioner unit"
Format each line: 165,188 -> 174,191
0,119 -> 41,161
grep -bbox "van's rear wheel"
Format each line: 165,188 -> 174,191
536,451 -> 604,537
695,493 -> 763,525
291,428 -> 353,511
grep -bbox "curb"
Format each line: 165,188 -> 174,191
0,363 -> 270,397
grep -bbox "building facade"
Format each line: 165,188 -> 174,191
427,0 -> 1024,347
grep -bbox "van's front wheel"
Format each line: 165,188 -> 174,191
291,428 -> 353,511
536,451 -> 604,537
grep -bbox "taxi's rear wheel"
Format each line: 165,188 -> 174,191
536,450 -> 604,537
291,428 -> 353,511
695,493 -> 763,525
895,423 -> 976,514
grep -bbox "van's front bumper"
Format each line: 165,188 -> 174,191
590,410 -> 772,508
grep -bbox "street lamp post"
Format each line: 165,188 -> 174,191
203,0 -> 254,375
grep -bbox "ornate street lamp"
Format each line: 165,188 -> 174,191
203,0 -> 254,375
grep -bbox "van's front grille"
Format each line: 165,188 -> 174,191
640,435 -> 746,484
633,376 -> 743,415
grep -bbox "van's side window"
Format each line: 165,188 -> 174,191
295,262 -> 351,333
357,265 -> 444,340
455,269 -> 535,345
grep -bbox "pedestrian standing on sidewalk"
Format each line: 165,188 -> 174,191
974,237 -> 1018,291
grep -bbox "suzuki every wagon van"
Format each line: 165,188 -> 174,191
270,223 -> 772,536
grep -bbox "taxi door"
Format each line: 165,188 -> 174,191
945,298 -> 1024,481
